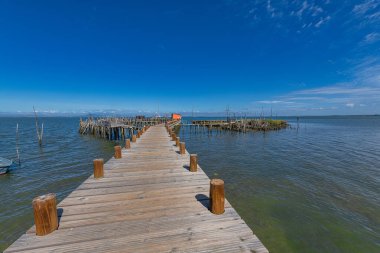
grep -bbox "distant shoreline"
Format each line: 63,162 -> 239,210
0,113 -> 379,118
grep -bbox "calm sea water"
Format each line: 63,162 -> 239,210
0,117 -> 115,252
0,116 -> 379,252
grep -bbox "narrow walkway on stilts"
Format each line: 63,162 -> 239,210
5,125 -> 268,253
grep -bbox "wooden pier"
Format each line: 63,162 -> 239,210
79,117 -> 169,140
190,119 -> 288,132
5,124 -> 268,253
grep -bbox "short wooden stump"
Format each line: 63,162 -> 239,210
210,179 -> 225,215
93,159 -> 104,178
32,193 -> 58,236
114,146 -> 122,159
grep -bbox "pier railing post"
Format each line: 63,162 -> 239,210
179,142 -> 186,155
190,154 -> 197,172
176,137 -> 180,146
132,135 -> 137,142
210,179 -> 225,215
32,193 -> 58,236
114,146 -> 122,159
93,159 -> 104,178
125,139 -> 131,149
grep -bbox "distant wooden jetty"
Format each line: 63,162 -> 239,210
189,119 -> 288,132
5,123 -> 268,253
79,116 -> 169,140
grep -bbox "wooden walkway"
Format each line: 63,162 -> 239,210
5,125 -> 268,253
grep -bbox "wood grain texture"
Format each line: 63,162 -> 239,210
93,159 -> 104,179
32,193 -> 58,236
210,179 -> 225,215
125,139 -> 131,149
190,154 -> 198,172
5,125 -> 268,253
114,146 -> 122,159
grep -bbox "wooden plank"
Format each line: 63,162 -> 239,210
5,124 -> 268,253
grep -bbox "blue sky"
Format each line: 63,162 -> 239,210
0,0 -> 379,116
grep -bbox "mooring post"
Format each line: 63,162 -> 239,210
32,193 -> 58,236
210,179 -> 225,215
125,139 -> 131,149
179,142 -> 186,155
190,154 -> 197,172
176,137 -> 180,146
132,135 -> 137,142
93,159 -> 104,178
172,133 -> 176,141
114,145 -> 122,159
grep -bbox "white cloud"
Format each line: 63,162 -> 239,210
353,0 -> 379,15
346,103 -> 355,108
296,1 -> 309,18
363,32 -> 380,44
315,15 -> 331,27
257,100 -> 295,104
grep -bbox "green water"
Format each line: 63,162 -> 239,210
180,116 -> 380,252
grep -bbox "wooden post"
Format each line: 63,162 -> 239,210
132,135 -> 136,142
172,133 -> 176,141
190,154 -> 197,172
176,137 -> 180,146
93,159 -> 104,178
179,142 -> 186,155
125,139 -> 131,149
137,132 -> 140,138
114,146 -> 122,159
210,179 -> 225,215
32,193 -> 58,236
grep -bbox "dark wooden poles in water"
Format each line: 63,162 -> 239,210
210,179 -> 225,215
114,146 -> 122,159
93,159 -> 104,178
32,193 -> 58,236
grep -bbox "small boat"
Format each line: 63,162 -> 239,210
0,157 -> 12,175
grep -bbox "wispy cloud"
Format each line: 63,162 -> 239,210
362,32 -> 380,44
257,100 -> 295,104
353,0 -> 379,15
314,15 -> 331,27
253,56 -> 380,114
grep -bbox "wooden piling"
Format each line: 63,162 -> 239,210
190,154 -> 197,172
32,193 -> 58,236
132,135 -> 136,142
114,146 -> 122,159
93,159 -> 104,178
125,139 -> 131,149
176,137 -> 180,146
172,133 -> 176,141
210,179 -> 225,215
179,142 -> 186,155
